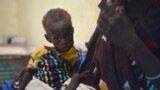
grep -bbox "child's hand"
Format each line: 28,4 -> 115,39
64,73 -> 79,90
64,85 -> 74,90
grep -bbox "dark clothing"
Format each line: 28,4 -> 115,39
80,0 -> 160,90
80,33 -> 156,90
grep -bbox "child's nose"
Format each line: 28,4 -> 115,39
61,38 -> 67,44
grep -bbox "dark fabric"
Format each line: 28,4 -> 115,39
134,2 -> 160,58
80,32 -> 102,90
80,0 -> 160,90
80,33 -> 139,90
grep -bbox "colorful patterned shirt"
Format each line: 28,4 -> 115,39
27,46 -> 86,90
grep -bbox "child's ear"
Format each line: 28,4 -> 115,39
45,34 -> 52,43
72,26 -> 74,33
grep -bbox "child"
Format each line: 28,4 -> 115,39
13,8 -> 86,90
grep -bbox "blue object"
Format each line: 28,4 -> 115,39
0,80 -> 14,90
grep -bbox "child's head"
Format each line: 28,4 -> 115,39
43,8 -> 74,52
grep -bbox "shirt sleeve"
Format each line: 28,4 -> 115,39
27,47 -> 48,69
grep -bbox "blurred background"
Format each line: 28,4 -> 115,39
0,0 -> 100,83
0,0 -> 100,47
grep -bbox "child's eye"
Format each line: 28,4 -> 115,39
52,37 -> 61,42
65,35 -> 73,41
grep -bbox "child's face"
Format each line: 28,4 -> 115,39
45,20 -> 74,52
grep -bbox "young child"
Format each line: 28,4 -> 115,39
13,8 -> 86,90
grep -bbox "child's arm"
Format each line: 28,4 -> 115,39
17,68 -> 36,90
65,73 -> 79,90
65,64 -> 80,90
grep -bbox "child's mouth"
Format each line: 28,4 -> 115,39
62,47 -> 71,51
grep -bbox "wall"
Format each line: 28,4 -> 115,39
0,0 -> 19,43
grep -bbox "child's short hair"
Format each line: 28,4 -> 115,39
42,8 -> 72,30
